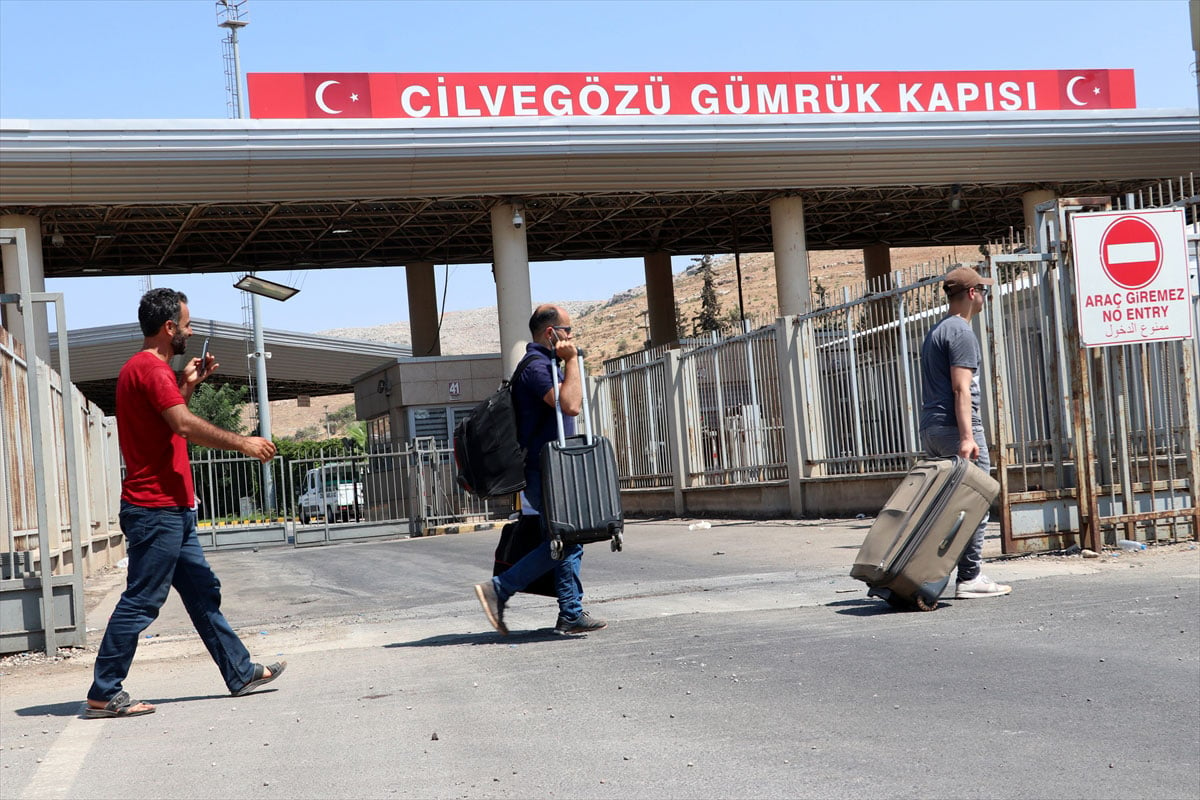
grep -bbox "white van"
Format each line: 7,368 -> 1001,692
297,464 -> 363,524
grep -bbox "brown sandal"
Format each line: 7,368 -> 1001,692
231,661 -> 287,696
85,690 -> 155,719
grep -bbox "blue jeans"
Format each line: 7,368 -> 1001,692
88,502 -> 256,701
493,469 -> 584,620
921,425 -> 989,584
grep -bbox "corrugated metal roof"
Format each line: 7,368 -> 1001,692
2,111 -> 1196,201
1,111 -> 1195,275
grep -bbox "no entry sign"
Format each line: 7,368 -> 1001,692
1099,215 -> 1163,289
1070,209 -> 1192,347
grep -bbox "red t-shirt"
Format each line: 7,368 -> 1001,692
116,350 -> 194,507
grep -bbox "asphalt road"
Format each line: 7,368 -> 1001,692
1,519 -> 1197,800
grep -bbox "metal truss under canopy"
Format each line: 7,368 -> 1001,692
0,181 -> 1176,278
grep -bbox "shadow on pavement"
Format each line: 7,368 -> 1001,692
828,598 -> 948,615
16,690 -> 253,718
150,691 -> 274,705
828,598 -> 901,616
15,700 -> 87,718
385,629 -> 572,648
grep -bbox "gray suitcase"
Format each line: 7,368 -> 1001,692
539,351 -> 624,560
850,456 -> 998,611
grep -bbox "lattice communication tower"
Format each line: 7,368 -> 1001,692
216,0 -> 249,120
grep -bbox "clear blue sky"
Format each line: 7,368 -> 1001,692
2,0 -> 1195,333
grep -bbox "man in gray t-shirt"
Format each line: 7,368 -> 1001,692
918,266 -> 1012,600
919,315 -> 981,432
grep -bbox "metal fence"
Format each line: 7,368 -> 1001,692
991,177 -> 1199,549
2,328 -> 123,562
678,324 -> 788,486
0,244 -> 125,653
807,261 -> 958,475
593,346 -> 674,489
191,449 -> 288,549
595,257 -> 964,491
593,176 -> 1197,552
190,440 -> 514,548
1,328 -> 37,548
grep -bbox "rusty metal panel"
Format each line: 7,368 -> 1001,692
1072,180 -> 1199,547
1,329 -> 36,538
995,178 -> 1199,552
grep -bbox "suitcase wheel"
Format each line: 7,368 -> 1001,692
881,592 -> 937,613
611,532 -> 623,552
914,595 -> 938,612
549,538 -> 563,561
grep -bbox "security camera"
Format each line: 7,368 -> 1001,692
51,232 -> 65,247
512,206 -> 524,229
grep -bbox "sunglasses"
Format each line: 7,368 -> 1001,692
551,325 -> 573,335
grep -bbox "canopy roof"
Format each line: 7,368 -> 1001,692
48,318 -> 411,414
2,111 -> 1196,278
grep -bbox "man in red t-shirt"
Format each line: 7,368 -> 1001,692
86,288 -> 285,718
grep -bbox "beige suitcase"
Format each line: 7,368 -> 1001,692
850,456 -> 999,611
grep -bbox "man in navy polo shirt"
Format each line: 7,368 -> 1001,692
474,304 -> 607,635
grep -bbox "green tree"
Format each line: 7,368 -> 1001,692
343,420 -> 367,452
692,255 -> 726,336
674,302 -> 686,339
188,383 -> 251,518
188,383 -> 248,434
328,403 -> 357,426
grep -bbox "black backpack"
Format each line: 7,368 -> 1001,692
453,353 -> 539,498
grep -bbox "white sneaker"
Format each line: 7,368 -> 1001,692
955,574 -> 1012,599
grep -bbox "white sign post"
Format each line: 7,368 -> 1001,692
1070,208 -> 1192,347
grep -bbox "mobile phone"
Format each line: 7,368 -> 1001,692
198,338 -> 210,376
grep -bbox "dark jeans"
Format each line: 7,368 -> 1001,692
921,425 -> 989,584
88,502 -> 255,701
493,469 -> 584,620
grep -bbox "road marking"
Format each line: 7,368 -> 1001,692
20,709 -> 105,799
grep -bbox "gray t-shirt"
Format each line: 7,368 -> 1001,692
919,315 -> 981,431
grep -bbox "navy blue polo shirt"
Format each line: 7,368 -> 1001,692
513,342 -> 576,474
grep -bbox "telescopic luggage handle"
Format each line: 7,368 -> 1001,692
551,349 -> 592,448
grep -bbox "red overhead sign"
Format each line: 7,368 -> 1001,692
247,70 -> 1135,119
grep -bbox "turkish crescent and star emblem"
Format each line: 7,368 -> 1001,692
1058,70 -> 1111,108
304,74 -> 373,117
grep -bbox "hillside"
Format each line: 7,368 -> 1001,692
250,245 -> 977,437
575,245 -> 977,365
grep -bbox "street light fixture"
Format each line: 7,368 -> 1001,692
233,271 -> 297,518
233,273 -> 300,302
